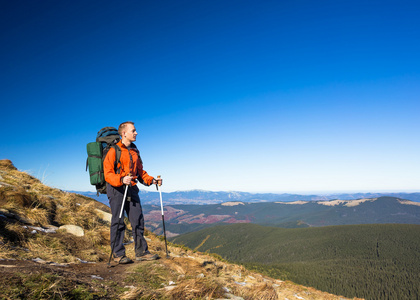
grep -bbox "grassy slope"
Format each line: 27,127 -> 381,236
171,223 -> 420,300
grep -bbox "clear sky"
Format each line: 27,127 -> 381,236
1,0 -> 419,194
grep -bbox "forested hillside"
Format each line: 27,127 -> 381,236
171,223 -> 420,300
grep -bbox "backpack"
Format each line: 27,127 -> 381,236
86,127 -> 122,195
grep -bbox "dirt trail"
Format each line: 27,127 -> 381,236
0,258 -> 131,284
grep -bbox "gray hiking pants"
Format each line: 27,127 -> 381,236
107,183 -> 150,258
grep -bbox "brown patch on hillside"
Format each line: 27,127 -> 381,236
399,199 -> 420,206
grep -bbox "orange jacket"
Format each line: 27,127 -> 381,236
103,140 -> 154,187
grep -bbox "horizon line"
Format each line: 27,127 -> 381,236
72,189 -> 420,195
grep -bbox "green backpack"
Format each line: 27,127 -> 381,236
86,127 -> 121,195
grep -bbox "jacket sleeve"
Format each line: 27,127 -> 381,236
139,169 -> 154,186
103,147 -> 123,187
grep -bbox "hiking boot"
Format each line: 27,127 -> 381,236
114,255 -> 133,264
136,253 -> 159,261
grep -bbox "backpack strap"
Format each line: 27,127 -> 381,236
112,144 -> 122,174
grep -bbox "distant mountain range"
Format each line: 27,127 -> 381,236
141,196 -> 420,236
73,190 -> 420,237
74,189 -> 420,206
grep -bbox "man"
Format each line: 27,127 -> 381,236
103,121 -> 161,264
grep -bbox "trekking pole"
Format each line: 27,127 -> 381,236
156,176 -> 169,258
107,182 -> 129,267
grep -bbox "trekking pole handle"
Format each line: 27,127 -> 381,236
155,175 -> 162,190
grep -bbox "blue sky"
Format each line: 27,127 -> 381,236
1,0 -> 419,194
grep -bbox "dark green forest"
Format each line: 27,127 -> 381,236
171,223 -> 420,300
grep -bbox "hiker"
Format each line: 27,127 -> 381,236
103,121 -> 162,264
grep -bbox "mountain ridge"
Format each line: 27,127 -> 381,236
75,189 -> 420,206
141,196 -> 420,237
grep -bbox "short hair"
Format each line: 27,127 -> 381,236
118,121 -> 135,136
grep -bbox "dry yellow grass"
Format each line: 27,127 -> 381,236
0,159 -> 111,263
167,277 -> 225,299
25,234 -> 74,263
84,227 -> 107,247
23,206 -> 50,226
0,187 -> 35,208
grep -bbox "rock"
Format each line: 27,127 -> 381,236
59,225 -> 84,237
95,209 -> 112,223
32,258 -> 68,267
77,257 -> 95,264
50,262 -> 69,267
33,257 -> 47,264
28,226 -> 57,234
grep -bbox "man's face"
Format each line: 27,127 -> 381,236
123,124 -> 137,142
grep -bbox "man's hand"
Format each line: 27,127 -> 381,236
122,175 -> 133,185
153,176 -> 163,186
